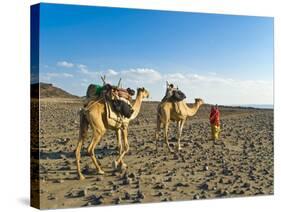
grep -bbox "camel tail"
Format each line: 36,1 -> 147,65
78,108 -> 89,140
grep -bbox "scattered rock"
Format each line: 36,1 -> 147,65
53,179 -> 64,183
193,194 -> 200,200
156,191 -> 163,196
114,197 -> 121,204
199,182 -> 209,190
222,167 -> 232,176
203,164 -> 209,171
122,178 -> 132,185
87,195 -> 103,205
208,171 -> 216,177
124,191 -> 131,200
66,189 -> 87,198
263,169 -> 270,175
212,186 -> 217,191
222,190 -> 229,196
242,182 -> 251,188
96,176 -> 103,181
249,174 -> 257,181
48,193 -> 57,200
153,182 -> 165,189
82,165 -> 93,175
165,177 -> 172,182
174,182 -> 187,187
239,190 -> 245,195
173,154 -> 179,160
128,172 -> 136,179
137,190 -> 145,199
216,189 -> 229,197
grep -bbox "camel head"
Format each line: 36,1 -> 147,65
195,98 -> 204,106
137,87 -> 149,99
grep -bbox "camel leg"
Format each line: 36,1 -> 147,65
176,121 -> 181,150
115,128 -> 129,168
116,129 -> 123,155
112,129 -> 124,170
87,129 -> 106,175
164,122 -> 173,153
76,140 -> 85,180
75,110 -> 88,180
177,120 -> 185,151
155,114 -> 161,152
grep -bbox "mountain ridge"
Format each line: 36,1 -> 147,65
31,82 -> 80,99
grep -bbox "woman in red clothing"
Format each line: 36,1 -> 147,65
209,105 -> 221,141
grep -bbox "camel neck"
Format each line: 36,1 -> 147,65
130,93 -> 143,120
184,102 -> 200,117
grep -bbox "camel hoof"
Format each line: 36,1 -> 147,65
121,163 -> 128,170
79,175 -> 85,180
97,169 -> 105,175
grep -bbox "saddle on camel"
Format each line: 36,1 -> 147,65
161,82 -> 186,103
84,77 -> 135,119
160,82 -> 187,115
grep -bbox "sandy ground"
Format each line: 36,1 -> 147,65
31,98 -> 274,209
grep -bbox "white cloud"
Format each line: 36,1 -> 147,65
81,78 -> 89,83
80,82 -> 88,87
62,73 -> 73,78
208,72 -> 217,76
45,61 -> 273,105
106,69 -> 118,76
121,68 -> 162,83
57,61 -> 74,68
77,67 -> 273,104
77,64 -> 90,74
46,72 -> 60,78
160,72 -> 273,105
79,68 -> 162,84
41,72 -> 73,81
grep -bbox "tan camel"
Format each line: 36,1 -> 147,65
155,98 -> 204,152
75,88 -> 149,180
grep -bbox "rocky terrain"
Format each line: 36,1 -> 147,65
31,98 -> 274,209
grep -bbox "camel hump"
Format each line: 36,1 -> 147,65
173,101 -> 183,115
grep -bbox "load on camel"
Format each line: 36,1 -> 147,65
155,81 -> 204,152
75,76 -> 149,180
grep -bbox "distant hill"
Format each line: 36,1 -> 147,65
31,83 -> 80,99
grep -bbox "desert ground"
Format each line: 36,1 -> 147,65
31,98 -> 273,209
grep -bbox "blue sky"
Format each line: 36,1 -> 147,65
35,3 -> 274,104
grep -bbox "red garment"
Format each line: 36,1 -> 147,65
209,107 -> 220,126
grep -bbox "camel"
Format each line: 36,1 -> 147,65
155,86 -> 204,152
75,87 -> 149,180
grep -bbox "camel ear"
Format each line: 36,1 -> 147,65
166,81 -> 169,87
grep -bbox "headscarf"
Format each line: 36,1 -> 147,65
210,106 -> 220,126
